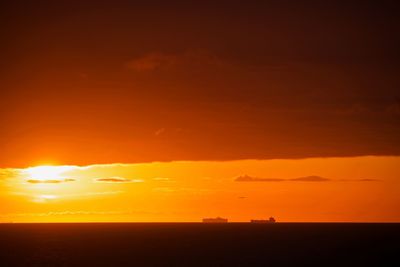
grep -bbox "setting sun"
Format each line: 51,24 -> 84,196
23,166 -> 76,181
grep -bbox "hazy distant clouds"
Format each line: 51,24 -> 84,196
235,175 -> 378,182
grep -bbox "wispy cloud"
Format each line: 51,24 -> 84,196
235,175 -> 380,182
289,176 -> 330,182
356,178 -> 380,182
338,178 -> 381,182
126,50 -> 224,72
126,53 -> 178,71
235,175 -> 286,182
154,128 -> 166,136
26,178 -> 76,184
94,177 -> 144,183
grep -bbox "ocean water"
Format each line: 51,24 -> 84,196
0,223 -> 398,267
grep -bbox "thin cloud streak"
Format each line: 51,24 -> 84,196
234,175 -> 379,182
94,177 -> 144,183
26,178 -> 76,184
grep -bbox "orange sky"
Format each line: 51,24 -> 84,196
1,2 -> 400,222
1,156 -> 399,222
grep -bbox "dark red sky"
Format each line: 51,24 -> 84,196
1,1 -> 400,167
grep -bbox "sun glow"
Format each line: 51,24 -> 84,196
17,165 -> 83,203
24,165 -> 76,181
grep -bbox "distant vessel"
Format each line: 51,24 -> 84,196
202,217 -> 228,223
250,217 -> 276,223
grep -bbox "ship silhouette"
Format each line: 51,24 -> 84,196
202,217 -> 228,223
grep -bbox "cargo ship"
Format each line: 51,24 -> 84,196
202,217 -> 228,223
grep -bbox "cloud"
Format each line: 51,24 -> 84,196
356,178 -> 380,182
26,178 -> 76,184
234,175 -> 330,182
2,3 -> 400,168
235,175 -> 380,182
126,53 -> 178,71
339,178 -> 381,182
289,176 -> 331,182
235,175 -> 285,182
154,128 -> 166,136
126,50 -> 223,72
94,177 -> 143,183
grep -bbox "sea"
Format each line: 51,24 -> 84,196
0,223 -> 399,266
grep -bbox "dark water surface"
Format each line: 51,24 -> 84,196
0,223 -> 399,266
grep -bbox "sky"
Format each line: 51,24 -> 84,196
0,1 -> 399,222
1,157 -> 400,222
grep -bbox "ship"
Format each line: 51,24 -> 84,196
250,217 -> 276,223
202,217 -> 228,223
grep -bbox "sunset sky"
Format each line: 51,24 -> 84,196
1,1 -> 399,222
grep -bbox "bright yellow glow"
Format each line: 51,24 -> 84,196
23,165 -> 75,181
16,165 -> 82,204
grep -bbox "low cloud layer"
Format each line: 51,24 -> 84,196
235,175 -> 378,182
